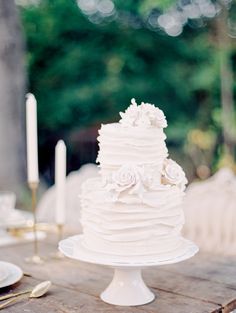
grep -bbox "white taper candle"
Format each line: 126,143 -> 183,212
26,93 -> 39,183
55,140 -> 67,225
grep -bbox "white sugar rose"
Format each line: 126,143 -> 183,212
135,113 -> 152,127
119,98 -> 139,127
154,108 -> 167,128
162,159 -> 187,190
119,98 -> 167,128
140,102 -> 167,128
112,164 -> 140,192
105,164 -> 147,200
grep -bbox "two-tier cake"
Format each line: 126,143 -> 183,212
80,99 -> 188,257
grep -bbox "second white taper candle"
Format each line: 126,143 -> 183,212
55,140 -> 67,225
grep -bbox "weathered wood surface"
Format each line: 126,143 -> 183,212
0,240 -> 236,313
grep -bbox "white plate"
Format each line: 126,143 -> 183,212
0,264 -> 9,282
0,262 -> 23,288
0,209 -> 32,229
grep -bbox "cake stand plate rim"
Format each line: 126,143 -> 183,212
58,234 -> 199,267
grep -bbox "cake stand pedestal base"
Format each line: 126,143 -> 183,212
59,235 -> 198,307
101,267 -> 154,306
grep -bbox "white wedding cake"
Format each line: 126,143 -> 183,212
80,99 -> 188,257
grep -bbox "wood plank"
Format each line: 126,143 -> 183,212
1,243 -> 232,303
143,267 -> 236,305
0,276 -> 220,313
0,241 -> 233,312
160,252 -> 236,287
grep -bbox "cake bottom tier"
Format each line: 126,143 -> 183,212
82,231 -> 184,256
81,178 -> 185,256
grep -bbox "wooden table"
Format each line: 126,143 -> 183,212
0,239 -> 236,313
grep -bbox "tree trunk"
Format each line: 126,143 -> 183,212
216,2 -> 236,157
0,1 -> 26,194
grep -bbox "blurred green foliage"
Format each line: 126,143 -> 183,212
19,0 -> 235,180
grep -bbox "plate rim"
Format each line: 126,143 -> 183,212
0,261 -> 23,288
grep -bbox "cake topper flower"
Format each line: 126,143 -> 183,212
104,164 -> 147,200
119,98 -> 167,128
161,159 -> 188,191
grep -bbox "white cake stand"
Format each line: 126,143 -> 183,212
59,235 -> 198,306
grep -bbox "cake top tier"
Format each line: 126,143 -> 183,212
119,98 -> 167,129
96,98 -> 187,197
96,99 -> 168,168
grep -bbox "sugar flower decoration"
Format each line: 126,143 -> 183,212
161,159 -> 188,191
104,164 -> 147,200
119,98 -> 167,128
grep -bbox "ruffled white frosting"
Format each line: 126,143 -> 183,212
81,178 -> 185,256
80,99 -> 188,257
97,123 -> 168,184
